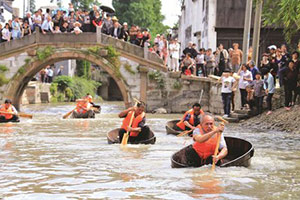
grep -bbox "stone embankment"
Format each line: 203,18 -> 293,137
241,105 -> 300,134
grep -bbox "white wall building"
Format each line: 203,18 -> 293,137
178,0 -> 217,53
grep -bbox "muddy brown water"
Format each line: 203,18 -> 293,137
0,102 -> 299,199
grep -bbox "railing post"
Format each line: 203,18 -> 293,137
96,26 -> 102,44
143,42 -> 149,60
35,27 -> 40,43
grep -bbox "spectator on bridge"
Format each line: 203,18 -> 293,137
169,38 -> 180,72
89,5 -> 98,32
92,11 -> 102,31
52,10 -> 63,30
41,16 -> 54,34
12,17 -> 21,40
229,43 -> 243,73
141,29 -> 151,48
68,11 -> 76,31
1,23 -> 11,42
53,26 -> 61,33
102,14 -> 113,35
60,21 -> 71,33
33,11 -> 42,30
24,12 -> 34,31
72,23 -> 83,35
129,24 -> 138,44
82,10 -> 91,32
109,20 -> 122,39
154,34 -> 160,45
183,42 -> 197,59
121,22 -> 129,41
22,21 -> 32,37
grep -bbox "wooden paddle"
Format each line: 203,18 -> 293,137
0,111 -> 33,119
177,129 -> 194,137
121,101 -> 139,145
62,108 -> 76,119
212,118 -> 229,171
18,113 -> 33,119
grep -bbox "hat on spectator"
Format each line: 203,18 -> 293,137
123,22 -> 128,26
74,21 -> 81,27
268,45 -> 277,50
112,16 -> 118,21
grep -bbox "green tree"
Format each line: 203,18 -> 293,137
30,0 -> 36,13
76,60 -> 91,80
112,0 -> 168,38
261,0 -> 300,43
71,0 -> 99,10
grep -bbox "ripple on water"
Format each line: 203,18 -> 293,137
0,103 -> 300,199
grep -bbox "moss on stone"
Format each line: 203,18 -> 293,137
36,46 -> 54,61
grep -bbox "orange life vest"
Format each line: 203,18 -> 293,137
192,125 -> 218,159
76,101 -> 88,114
176,109 -> 204,130
121,111 -> 145,137
0,104 -> 13,119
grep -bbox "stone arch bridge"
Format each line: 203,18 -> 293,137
0,28 -> 166,110
0,28 -> 236,114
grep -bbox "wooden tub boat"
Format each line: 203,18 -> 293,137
107,128 -> 156,145
171,136 -> 254,168
92,106 -> 101,114
166,120 -> 181,135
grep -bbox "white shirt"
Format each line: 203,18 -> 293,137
221,76 -> 236,93
2,28 -> 10,40
47,69 -> 53,77
32,14 -> 42,25
169,42 -> 180,59
239,70 -> 252,89
195,54 -> 205,64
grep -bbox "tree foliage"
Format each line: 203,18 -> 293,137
71,0 -> 99,10
30,0 -> 36,13
261,0 -> 300,43
112,0 -> 168,37
76,60 -> 91,80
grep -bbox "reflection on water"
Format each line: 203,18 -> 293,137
0,102 -> 300,199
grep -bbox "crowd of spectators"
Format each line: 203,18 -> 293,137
217,42 -> 300,117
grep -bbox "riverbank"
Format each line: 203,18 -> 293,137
241,105 -> 300,134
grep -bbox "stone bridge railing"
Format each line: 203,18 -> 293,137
0,27 -> 164,69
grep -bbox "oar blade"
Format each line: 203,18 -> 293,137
121,133 -> 129,145
18,113 -> 33,119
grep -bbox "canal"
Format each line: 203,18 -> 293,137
0,102 -> 299,199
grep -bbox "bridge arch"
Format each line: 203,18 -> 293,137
4,50 -> 130,110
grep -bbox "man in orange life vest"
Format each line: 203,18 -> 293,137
72,99 -> 95,118
185,115 -> 228,167
118,101 -> 150,143
84,93 -> 101,109
176,103 -> 205,132
0,99 -> 20,122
